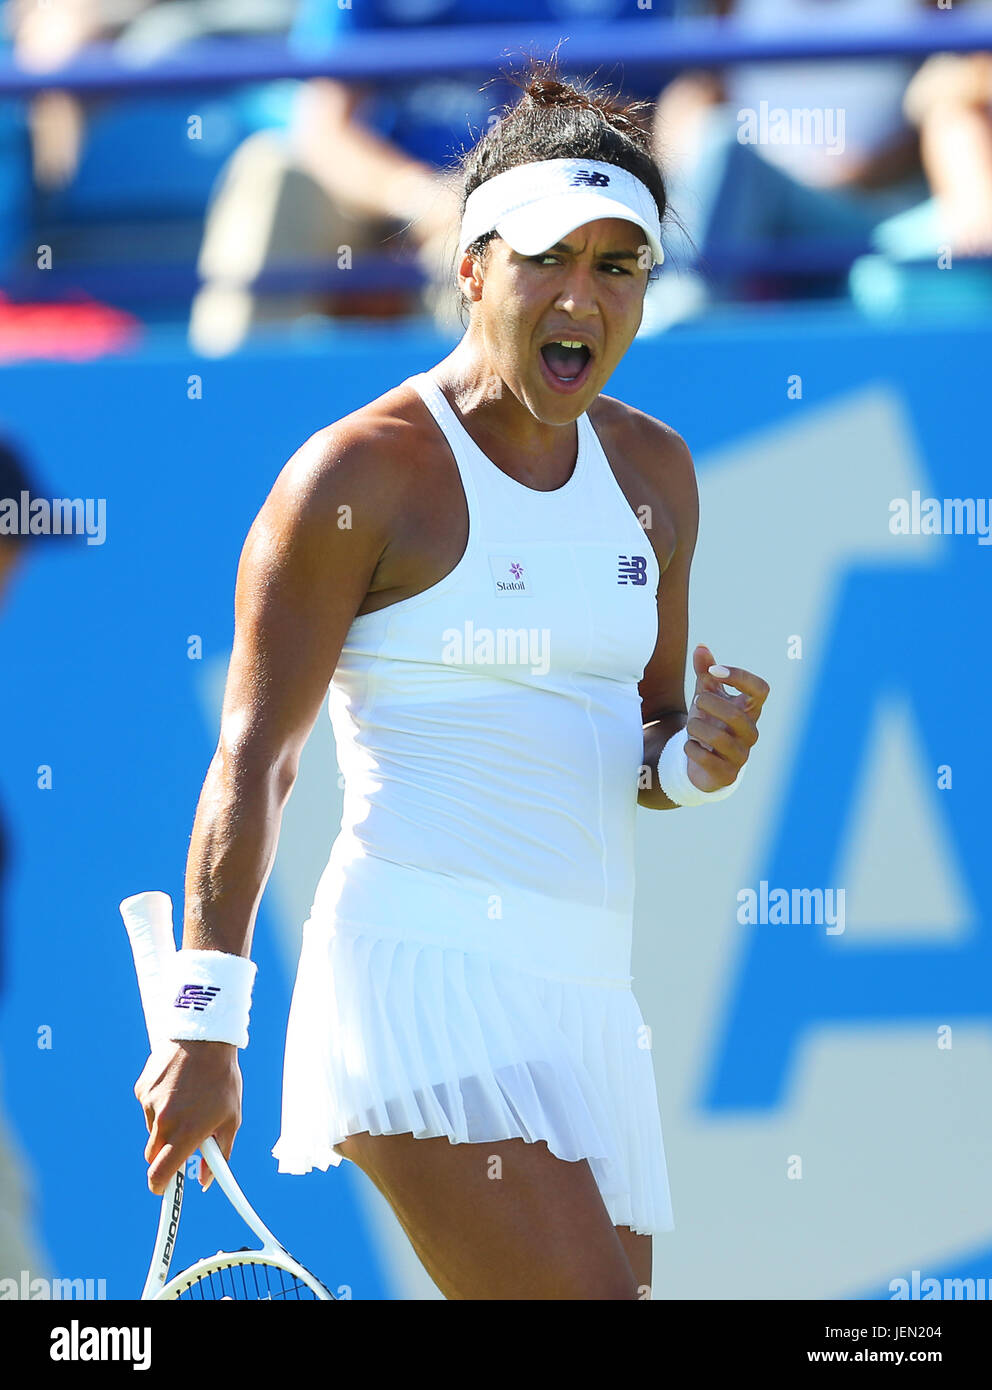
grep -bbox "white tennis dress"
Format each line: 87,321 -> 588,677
272,368 -> 675,1236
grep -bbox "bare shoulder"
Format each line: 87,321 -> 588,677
588,393 -> 698,568
242,379 -> 457,612
270,380 -> 441,529
589,392 -> 696,490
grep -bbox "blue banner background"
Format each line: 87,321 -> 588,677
0,307 -> 988,1299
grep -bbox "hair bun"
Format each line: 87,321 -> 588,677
452,47 -> 678,322
525,76 -> 585,110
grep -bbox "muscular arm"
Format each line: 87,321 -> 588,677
289,78 -> 458,247
632,420 -> 700,810
137,418 -> 408,1193
182,424 -> 400,959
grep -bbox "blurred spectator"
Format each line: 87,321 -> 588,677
8,1 -> 294,190
0,435 -> 54,1286
647,0 -> 933,324
0,442 -> 28,1004
902,49 -> 992,256
189,0 -> 679,354
0,436 -> 74,988
848,39 -> 992,316
0,3 -> 35,278
10,0 -> 147,194
0,1 -> 149,359
1,1 -> 297,340
0,440 -> 29,617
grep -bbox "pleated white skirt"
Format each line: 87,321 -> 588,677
272,849 -> 675,1237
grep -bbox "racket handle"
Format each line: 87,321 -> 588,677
121,892 -> 257,1225
120,890 -> 177,1052
121,890 -> 187,1299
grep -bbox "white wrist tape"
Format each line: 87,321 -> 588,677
162,949 -> 257,1048
657,727 -> 746,807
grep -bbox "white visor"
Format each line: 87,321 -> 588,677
459,157 -> 664,267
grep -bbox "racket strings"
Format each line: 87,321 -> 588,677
176,1258 -> 321,1300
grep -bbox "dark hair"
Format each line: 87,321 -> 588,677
451,53 -> 670,319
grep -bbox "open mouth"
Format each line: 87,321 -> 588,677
539,340 -> 594,392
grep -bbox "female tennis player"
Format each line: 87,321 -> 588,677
135,58 -> 769,1300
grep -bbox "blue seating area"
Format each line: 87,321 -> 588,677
0,11 -> 990,340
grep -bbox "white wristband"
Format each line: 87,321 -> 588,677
657,726 -> 746,807
163,949 -> 257,1048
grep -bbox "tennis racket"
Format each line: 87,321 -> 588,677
120,890 -> 334,1300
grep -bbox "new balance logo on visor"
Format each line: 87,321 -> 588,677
617,555 -> 648,585
570,170 -> 610,187
174,984 -> 221,1011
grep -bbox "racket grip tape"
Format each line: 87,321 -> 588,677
120,890 -> 178,1053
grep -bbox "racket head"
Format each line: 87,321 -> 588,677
154,1248 -> 335,1301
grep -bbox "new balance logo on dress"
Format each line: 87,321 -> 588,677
174,984 -> 221,1011
617,555 -> 648,585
